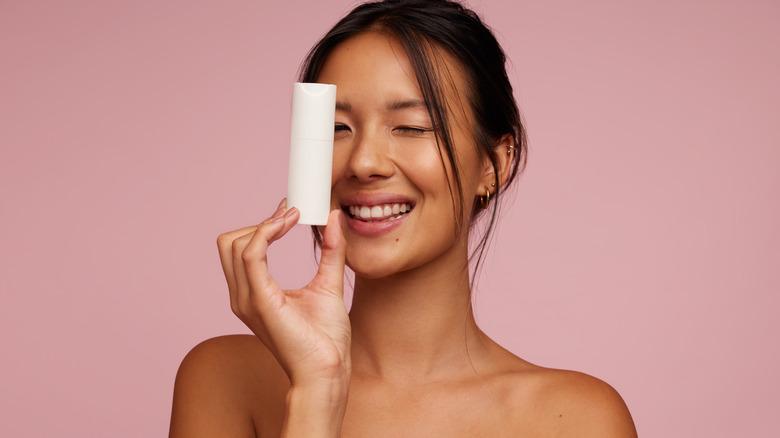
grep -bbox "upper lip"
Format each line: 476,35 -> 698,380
338,192 -> 416,208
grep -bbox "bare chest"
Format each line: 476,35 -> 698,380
338,382 -> 541,438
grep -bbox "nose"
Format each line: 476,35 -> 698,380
342,128 -> 395,183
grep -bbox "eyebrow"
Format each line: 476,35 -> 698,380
335,99 -> 427,113
387,99 -> 427,111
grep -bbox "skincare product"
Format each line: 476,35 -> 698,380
287,82 -> 336,225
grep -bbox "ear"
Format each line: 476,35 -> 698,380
477,133 -> 515,195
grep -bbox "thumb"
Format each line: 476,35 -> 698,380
314,209 -> 347,296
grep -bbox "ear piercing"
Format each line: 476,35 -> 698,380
507,145 -> 515,155
480,186 -> 491,209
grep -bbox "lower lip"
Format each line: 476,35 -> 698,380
345,211 -> 410,236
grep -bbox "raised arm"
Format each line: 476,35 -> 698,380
171,201 -> 351,437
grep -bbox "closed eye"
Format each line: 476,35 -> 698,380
395,126 -> 433,136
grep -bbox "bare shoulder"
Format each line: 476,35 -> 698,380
169,335 -> 288,438
501,362 -> 637,437
537,368 -> 636,437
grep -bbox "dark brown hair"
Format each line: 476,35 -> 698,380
302,0 -> 527,274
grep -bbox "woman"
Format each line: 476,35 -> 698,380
170,0 -> 637,436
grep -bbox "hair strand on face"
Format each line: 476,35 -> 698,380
302,0 -> 527,283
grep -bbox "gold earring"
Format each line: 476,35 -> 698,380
480,186 -> 491,209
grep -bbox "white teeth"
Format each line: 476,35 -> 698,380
348,203 -> 412,220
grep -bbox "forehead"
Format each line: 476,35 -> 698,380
316,31 -> 469,111
317,32 -> 420,103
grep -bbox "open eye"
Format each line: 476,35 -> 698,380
334,124 -> 351,138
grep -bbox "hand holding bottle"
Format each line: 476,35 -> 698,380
216,200 -> 351,425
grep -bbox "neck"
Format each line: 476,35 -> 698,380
347,243 -> 490,383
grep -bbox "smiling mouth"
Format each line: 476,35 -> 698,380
344,202 -> 414,222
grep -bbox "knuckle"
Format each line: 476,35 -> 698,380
241,246 -> 257,265
216,232 -> 230,248
231,237 -> 245,257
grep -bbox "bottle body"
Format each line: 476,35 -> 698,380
287,83 -> 337,225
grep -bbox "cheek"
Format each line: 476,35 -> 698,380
397,145 -> 449,194
331,148 -> 346,186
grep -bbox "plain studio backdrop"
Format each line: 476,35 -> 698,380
1,0 -> 778,436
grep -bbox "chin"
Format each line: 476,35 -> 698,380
345,254 -> 407,280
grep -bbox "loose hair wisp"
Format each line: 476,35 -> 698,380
302,0 -> 527,278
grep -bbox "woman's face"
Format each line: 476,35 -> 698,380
317,32 -> 489,279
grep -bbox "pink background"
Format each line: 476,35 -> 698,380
1,0 -> 778,436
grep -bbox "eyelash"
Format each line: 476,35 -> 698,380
395,127 -> 431,136
333,125 -> 433,136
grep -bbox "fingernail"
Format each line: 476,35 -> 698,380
271,199 -> 287,219
271,203 -> 286,219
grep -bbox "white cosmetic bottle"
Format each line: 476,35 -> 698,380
287,82 -> 337,225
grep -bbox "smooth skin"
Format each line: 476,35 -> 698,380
170,32 -> 637,437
